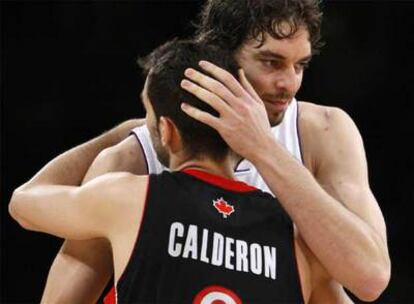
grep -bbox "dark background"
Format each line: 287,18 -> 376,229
1,1 -> 413,303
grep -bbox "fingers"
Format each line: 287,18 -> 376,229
184,68 -> 240,108
239,69 -> 264,105
180,79 -> 231,114
199,60 -> 245,98
180,102 -> 221,130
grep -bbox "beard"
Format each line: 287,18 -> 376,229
149,127 -> 170,168
154,142 -> 170,168
261,93 -> 294,127
268,110 -> 287,127
264,103 -> 290,127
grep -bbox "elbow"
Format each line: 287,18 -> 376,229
8,189 -> 35,231
353,261 -> 391,302
9,190 -> 22,222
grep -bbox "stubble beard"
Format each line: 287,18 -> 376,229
150,130 -> 170,168
268,108 -> 288,127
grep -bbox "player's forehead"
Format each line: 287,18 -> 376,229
140,77 -> 150,109
141,75 -> 159,120
239,26 -> 312,61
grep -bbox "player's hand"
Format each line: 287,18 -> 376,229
180,60 -> 273,162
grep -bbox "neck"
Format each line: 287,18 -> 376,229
171,153 -> 234,179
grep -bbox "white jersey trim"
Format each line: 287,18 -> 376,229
131,125 -> 168,175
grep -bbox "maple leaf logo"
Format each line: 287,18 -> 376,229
213,197 -> 235,218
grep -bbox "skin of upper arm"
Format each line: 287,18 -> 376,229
11,173 -> 145,241
300,103 -> 387,243
22,119 -> 147,304
38,133 -> 148,304
82,133 -> 148,183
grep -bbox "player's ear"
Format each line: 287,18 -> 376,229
159,116 -> 182,153
158,116 -> 171,147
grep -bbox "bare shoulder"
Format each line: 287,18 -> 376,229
297,101 -> 364,173
96,172 -> 148,197
93,133 -> 148,176
77,172 -> 149,241
298,101 -> 356,132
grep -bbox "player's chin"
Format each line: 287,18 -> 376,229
268,111 -> 285,127
263,104 -> 285,126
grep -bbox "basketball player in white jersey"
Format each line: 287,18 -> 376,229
39,1 -> 391,303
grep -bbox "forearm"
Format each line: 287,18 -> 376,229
252,140 -> 389,300
21,119 -> 141,188
41,239 -> 113,304
309,281 -> 354,304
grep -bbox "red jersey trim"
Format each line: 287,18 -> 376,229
182,168 -> 257,192
103,286 -> 116,304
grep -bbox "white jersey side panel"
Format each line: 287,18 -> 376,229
131,126 -> 168,174
131,99 -> 303,196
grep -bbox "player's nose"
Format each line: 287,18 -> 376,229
272,66 -> 298,93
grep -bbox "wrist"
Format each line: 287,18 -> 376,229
246,133 -> 277,165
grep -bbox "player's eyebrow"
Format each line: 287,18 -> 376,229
257,50 -> 312,62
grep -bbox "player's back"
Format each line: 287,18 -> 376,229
106,169 -> 304,304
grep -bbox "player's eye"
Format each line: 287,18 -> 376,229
295,62 -> 310,73
261,59 -> 282,69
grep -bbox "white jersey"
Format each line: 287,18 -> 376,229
131,99 -> 303,196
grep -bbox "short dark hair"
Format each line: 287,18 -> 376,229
138,39 -> 239,161
194,0 -> 323,54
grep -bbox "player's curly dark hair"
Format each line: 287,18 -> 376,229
138,39 -> 239,161
194,0 -> 324,54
